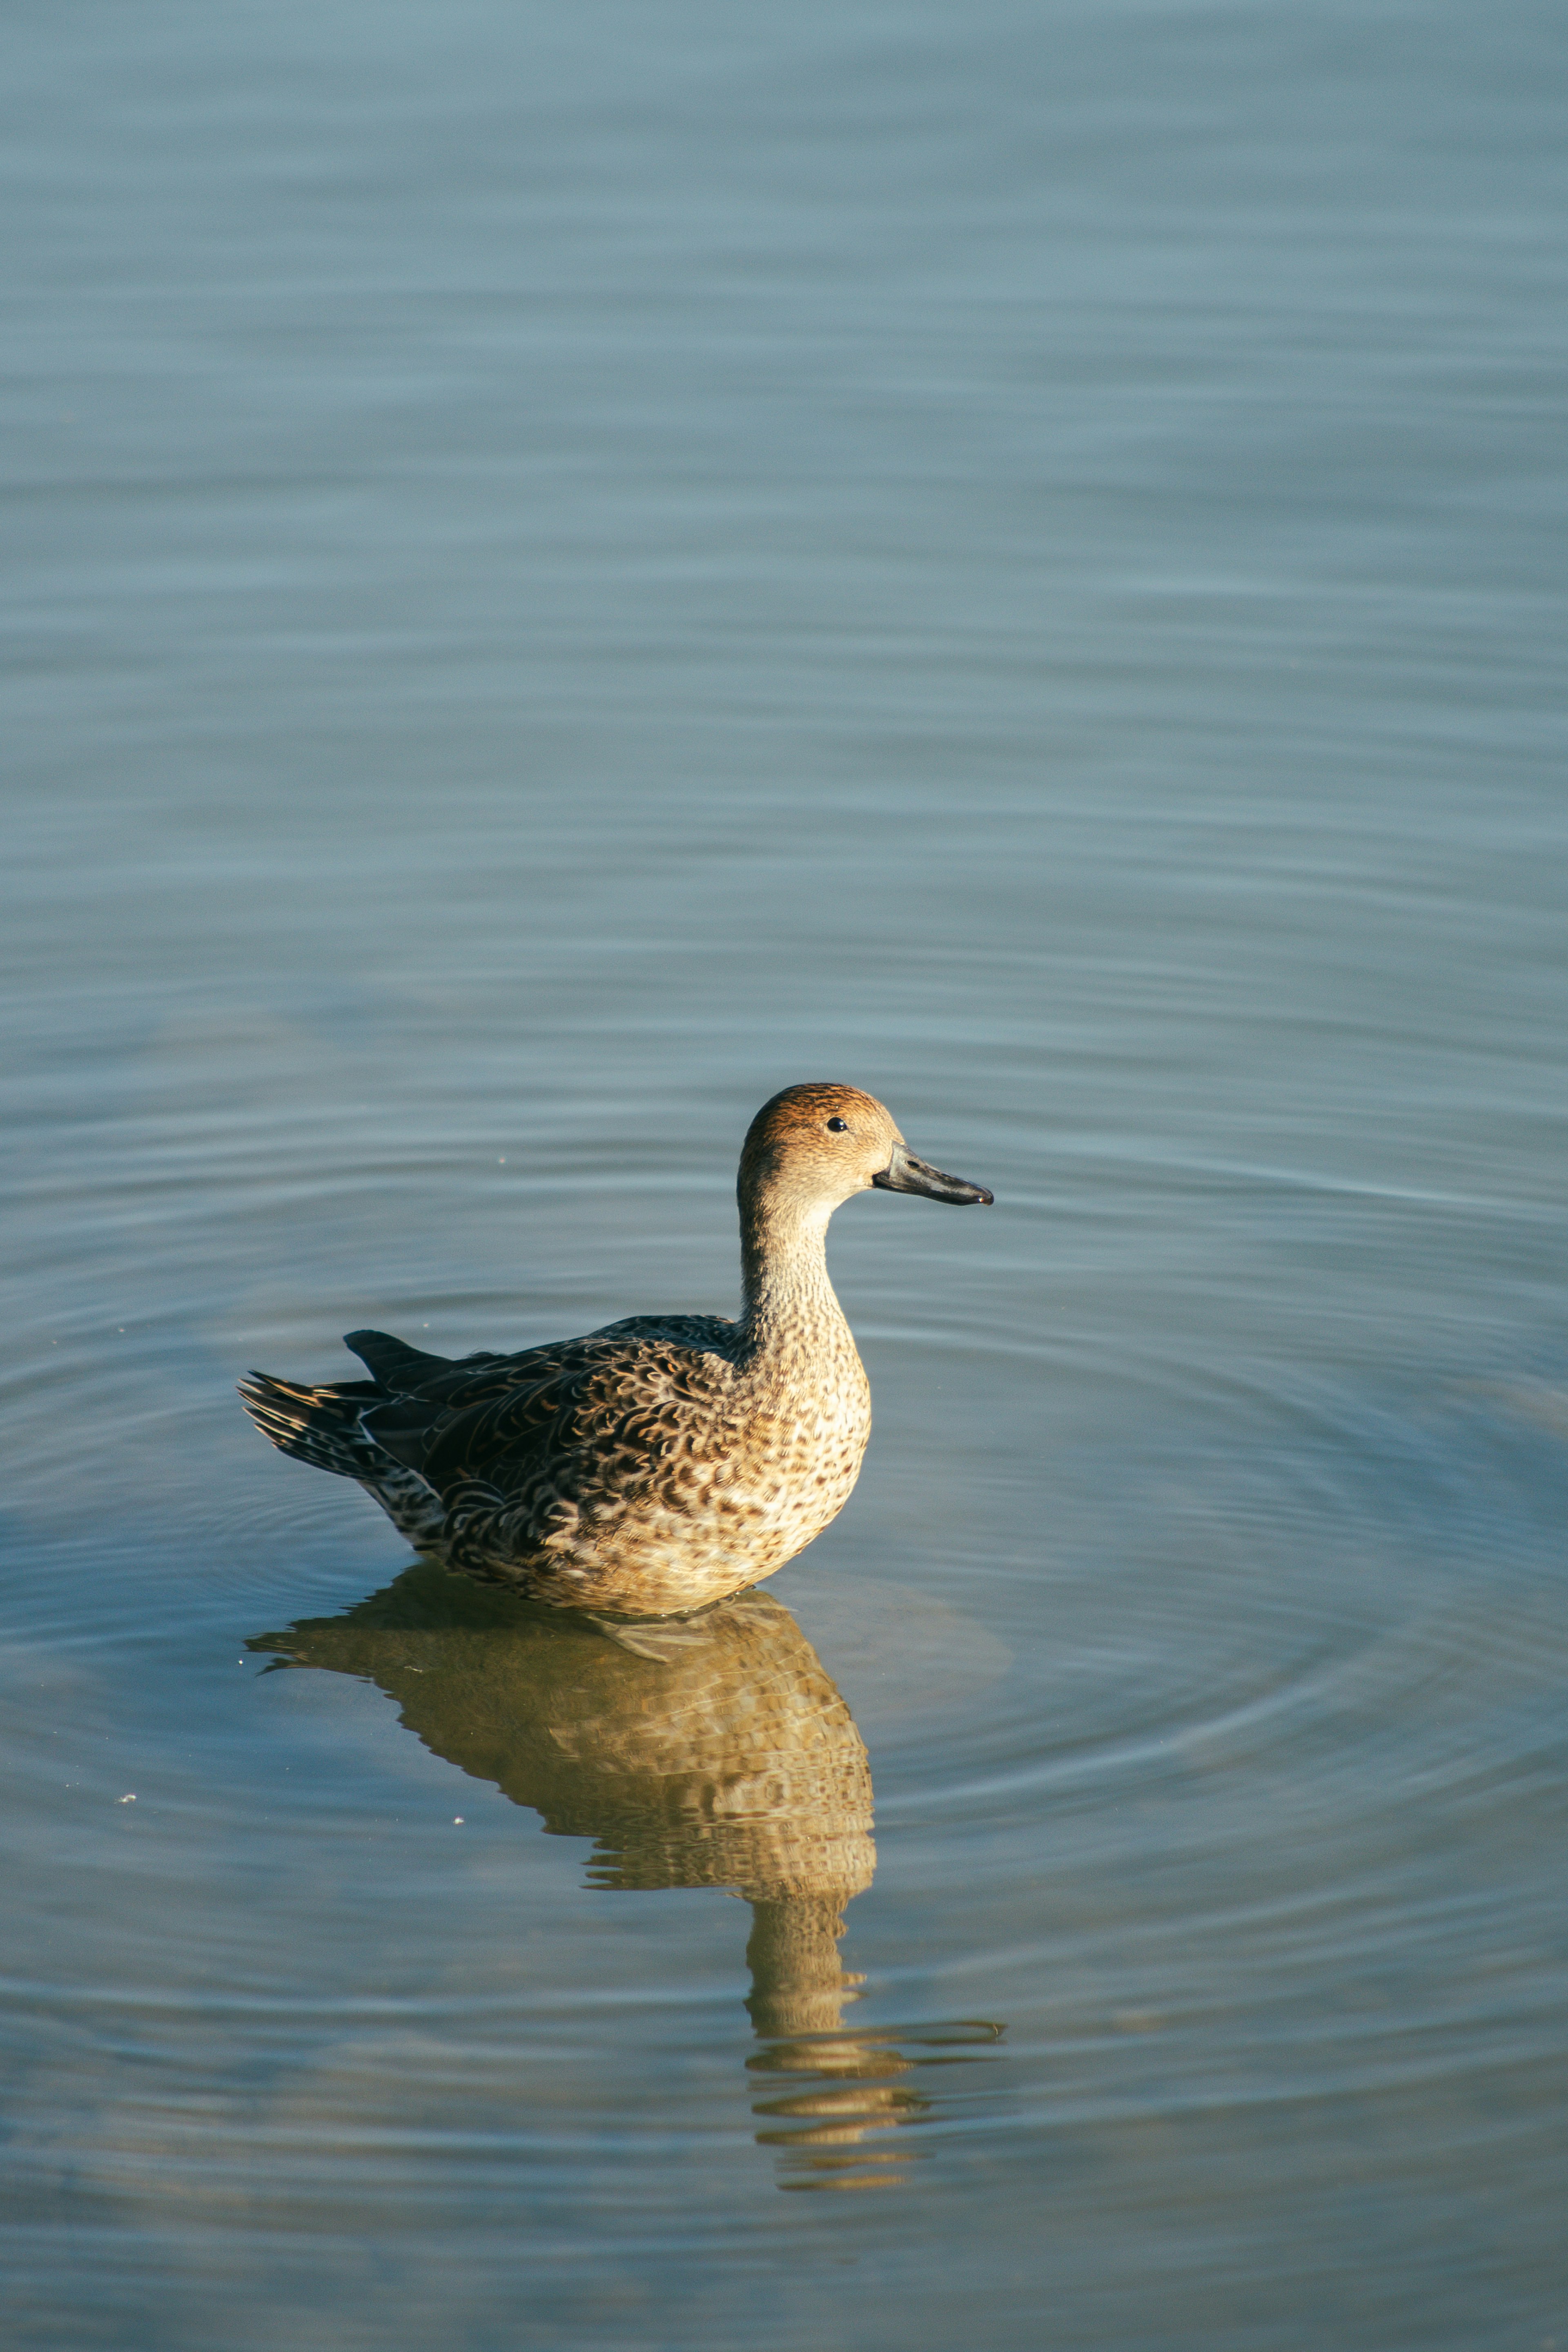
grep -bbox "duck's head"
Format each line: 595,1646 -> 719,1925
739,1084 -> 993,1224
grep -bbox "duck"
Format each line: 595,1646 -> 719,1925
239,1083 -> 992,1618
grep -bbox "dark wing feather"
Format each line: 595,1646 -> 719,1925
414,1367 -> 581,1499
344,1328 -> 466,1385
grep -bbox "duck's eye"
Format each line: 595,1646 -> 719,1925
826,1116 -> 849,1134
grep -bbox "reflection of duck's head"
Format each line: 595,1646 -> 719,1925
250,1563 -> 874,2032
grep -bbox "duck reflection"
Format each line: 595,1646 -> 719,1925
250,1561 -> 1000,2187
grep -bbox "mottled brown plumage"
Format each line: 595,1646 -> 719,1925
240,1083 -> 991,1616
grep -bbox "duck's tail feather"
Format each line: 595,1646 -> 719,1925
238,1373 -> 393,1480
238,1373 -> 449,1547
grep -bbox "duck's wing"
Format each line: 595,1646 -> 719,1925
359,1314 -> 738,1512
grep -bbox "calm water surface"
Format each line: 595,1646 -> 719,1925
4,2 -> 1566,2346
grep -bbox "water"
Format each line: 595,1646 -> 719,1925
4,1 -> 1566,2344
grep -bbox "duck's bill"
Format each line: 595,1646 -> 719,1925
872,1145 -> 993,1205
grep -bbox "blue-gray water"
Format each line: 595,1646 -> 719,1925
4,3 -> 1566,2346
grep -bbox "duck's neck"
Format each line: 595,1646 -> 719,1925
738,1196 -> 850,1354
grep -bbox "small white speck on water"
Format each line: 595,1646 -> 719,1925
118,1793 -> 136,1804
453,1817 -> 464,1825
498,1157 -> 505,1164
117,1328 -> 125,1334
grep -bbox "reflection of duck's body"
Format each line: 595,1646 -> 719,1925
253,1566 -> 873,2036
254,1564 -> 1003,2184
240,1085 -> 990,1617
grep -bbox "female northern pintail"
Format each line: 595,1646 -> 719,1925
240,1084 -> 992,1617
